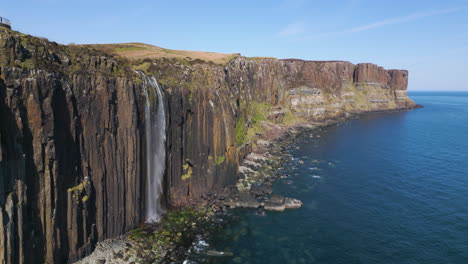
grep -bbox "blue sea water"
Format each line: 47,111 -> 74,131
202,92 -> 468,264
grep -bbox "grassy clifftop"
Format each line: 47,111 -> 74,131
0,27 -> 134,77
84,42 -> 240,65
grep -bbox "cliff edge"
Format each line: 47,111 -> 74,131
0,27 -> 416,263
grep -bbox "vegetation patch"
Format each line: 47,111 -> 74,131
245,56 -> 276,62
133,61 -> 153,74
281,110 -> 305,126
68,182 -> 85,193
252,102 -> 270,123
235,102 -> 272,146
182,163 -> 193,180
214,155 -> 225,166
124,208 -> 219,262
68,180 -> 91,204
84,42 -> 238,65
115,46 -> 147,52
235,116 -> 247,146
0,28 -> 136,77
18,58 -> 34,69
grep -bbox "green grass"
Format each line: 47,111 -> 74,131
245,56 -> 276,62
132,61 -> 152,74
18,58 -> 34,69
115,46 -> 147,52
246,102 -> 271,142
235,116 -> 247,146
281,110 -> 305,126
235,102 -> 272,147
252,102 -> 270,123
214,155 -> 225,166
220,53 -> 241,67
161,48 -> 178,55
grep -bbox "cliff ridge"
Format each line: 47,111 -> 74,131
0,27 -> 416,263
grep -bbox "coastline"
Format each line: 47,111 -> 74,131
217,104 -> 424,210
76,104 -> 422,264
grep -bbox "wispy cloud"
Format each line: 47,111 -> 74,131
297,7 -> 462,40
278,22 -> 306,37
349,7 -> 461,33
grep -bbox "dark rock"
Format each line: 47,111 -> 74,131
256,209 -> 266,216
262,184 -> 273,195
267,110 -> 285,123
114,251 -> 124,259
269,194 -> 285,204
264,195 -> 302,211
264,195 -> 285,211
249,184 -> 264,196
237,192 -> 260,208
264,201 -> 285,212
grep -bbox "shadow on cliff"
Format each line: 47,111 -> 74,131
51,80 -> 96,262
0,77 -> 45,263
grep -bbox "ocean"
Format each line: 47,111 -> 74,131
198,92 -> 468,264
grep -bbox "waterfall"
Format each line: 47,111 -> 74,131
139,72 -> 166,223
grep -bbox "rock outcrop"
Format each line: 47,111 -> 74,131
0,29 -> 146,263
0,27 -> 417,263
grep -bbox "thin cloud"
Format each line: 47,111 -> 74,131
299,7 -> 461,40
278,22 -> 306,37
349,7 -> 461,33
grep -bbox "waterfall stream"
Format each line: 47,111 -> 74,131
140,72 -> 166,223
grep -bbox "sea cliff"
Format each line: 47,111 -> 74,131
0,27 -> 416,263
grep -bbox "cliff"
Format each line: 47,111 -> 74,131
0,28 -> 416,263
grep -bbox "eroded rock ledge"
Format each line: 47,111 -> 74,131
0,27 -> 417,263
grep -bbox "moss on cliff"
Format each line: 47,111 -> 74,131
182,163 -> 193,180
235,101 -> 273,146
126,208 -> 215,262
214,155 -> 225,166
235,116 -> 248,146
0,27 -> 135,78
68,180 -> 91,204
281,110 -> 305,125
133,60 -> 153,74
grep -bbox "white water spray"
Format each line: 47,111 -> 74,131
140,72 -> 166,223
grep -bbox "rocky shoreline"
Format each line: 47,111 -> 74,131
213,104 -> 423,214
1,27 -> 421,263
75,122 -> 309,264
76,105 -> 422,264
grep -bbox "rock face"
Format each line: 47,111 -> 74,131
0,29 -> 146,263
0,28 -> 417,263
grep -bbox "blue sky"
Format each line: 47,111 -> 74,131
2,0 -> 468,90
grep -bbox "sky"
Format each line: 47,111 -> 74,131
1,0 -> 468,91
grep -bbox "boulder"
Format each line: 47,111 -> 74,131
262,184 -> 273,195
264,201 -> 285,212
249,184 -> 264,196
264,195 -> 286,211
236,192 -> 260,208
284,198 -> 302,209
263,195 -> 302,211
